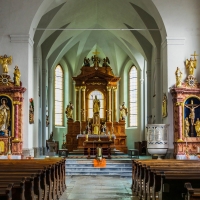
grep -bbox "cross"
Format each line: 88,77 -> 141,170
191,51 -> 198,60
92,49 -> 100,56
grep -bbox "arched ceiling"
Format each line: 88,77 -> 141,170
33,0 -> 165,75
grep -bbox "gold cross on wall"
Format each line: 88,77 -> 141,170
191,51 -> 198,59
93,49 -> 100,56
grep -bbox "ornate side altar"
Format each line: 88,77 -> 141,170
66,52 -> 128,153
0,55 -> 26,155
170,52 -> 200,156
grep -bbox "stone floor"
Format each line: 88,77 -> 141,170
59,175 -> 138,200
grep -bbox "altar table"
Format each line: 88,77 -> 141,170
83,140 -> 114,159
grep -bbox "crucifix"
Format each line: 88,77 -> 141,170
191,51 -> 198,60
185,100 -> 200,136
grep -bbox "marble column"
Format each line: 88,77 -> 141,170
176,102 -> 183,141
107,86 -> 112,122
75,87 -> 80,121
81,86 -> 86,121
13,101 -> 20,140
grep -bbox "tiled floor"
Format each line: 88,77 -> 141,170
60,175 -> 138,200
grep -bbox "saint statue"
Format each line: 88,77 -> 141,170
93,95 -> 100,114
162,93 -> 167,118
102,57 -> 110,67
65,102 -> 74,119
0,55 -> 12,74
119,102 -> 128,120
0,98 -> 10,136
195,118 -> 200,136
186,57 -> 197,76
13,66 -> 21,86
175,67 -> 182,87
83,57 -> 90,67
185,117 -> 190,137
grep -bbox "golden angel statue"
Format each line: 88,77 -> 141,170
0,55 -> 12,74
186,57 -> 197,76
13,66 -> 21,86
175,67 -> 182,87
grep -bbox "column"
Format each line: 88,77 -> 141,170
107,86 -> 112,122
113,87 -> 117,122
75,87 -> 80,121
176,102 -> 183,141
81,86 -> 86,121
13,101 -> 20,140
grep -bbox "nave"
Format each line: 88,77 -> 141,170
60,175 -> 136,200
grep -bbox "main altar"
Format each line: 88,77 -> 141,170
66,53 -> 128,154
170,52 -> 200,157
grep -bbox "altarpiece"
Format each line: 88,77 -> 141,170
0,55 -> 26,155
170,52 -> 200,156
66,53 -> 128,154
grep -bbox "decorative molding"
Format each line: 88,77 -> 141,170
161,37 -> 185,49
9,35 -> 34,47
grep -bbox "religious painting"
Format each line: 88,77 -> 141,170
0,95 -> 13,137
184,97 -> 200,137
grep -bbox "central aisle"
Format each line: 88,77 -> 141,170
60,175 -> 138,200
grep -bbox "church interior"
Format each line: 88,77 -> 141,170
0,0 -> 200,199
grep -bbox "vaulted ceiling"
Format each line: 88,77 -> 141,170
34,0 -> 165,75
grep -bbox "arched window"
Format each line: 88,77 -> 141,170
88,90 -> 104,118
54,64 -> 64,126
129,66 -> 137,127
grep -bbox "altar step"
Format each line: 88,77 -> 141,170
68,148 -> 126,156
66,159 -> 132,177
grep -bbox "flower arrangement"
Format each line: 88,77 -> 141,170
29,98 -> 34,124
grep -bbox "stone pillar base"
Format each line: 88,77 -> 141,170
33,147 -> 40,158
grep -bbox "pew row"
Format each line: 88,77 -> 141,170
0,157 -> 66,200
132,159 -> 200,200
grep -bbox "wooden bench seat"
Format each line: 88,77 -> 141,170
0,157 -> 66,200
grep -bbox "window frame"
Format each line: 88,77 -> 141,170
54,64 -> 64,126
129,65 -> 138,127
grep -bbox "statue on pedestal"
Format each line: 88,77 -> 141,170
65,101 -> 74,119
93,95 -> 100,114
0,55 -> 12,74
175,67 -> 182,87
119,102 -> 128,120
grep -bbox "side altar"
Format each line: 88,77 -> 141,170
170,52 -> 200,156
0,55 -> 26,155
66,53 -> 128,153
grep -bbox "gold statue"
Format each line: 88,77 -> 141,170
186,58 -> 196,75
185,117 -> 190,137
13,66 -> 21,86
0,98 -> 10,135
195,118 -> 200,136
175,67 -> 182,87
65,102 -> 74,119
93,95 -> 100,114
162,93 -> 167,118
0,55 -> 12,74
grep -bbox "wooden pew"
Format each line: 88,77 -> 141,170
0,184 -> 13,200
184,182 -> 200,200
0,157 -> 66,200
132,159 -> 200,200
